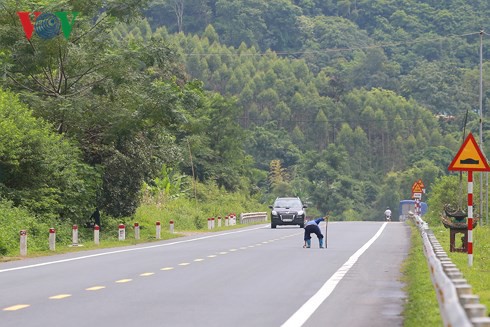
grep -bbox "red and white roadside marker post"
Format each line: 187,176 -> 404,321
169,220 -> 174,234
72,225 -> 79,247
49,228 -> 56,251
156,221 -> 161,239
94,225 -> 100,245
118,224 -> 125,241
134,222 -> 140,240
225,215 -> 229,227
218,216 -> 222,228
20,230 -> 27,256
448,132 -> 490,267
207,218 -> 211,230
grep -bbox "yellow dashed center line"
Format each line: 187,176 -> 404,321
49,294 -> 71,300
3,304 -> 30,311
1,236 -> 294,314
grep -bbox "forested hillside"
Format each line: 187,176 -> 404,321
1,0 -> 489,229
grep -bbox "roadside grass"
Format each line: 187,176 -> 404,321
402,221 -> 443,327
431,224 -> 490,310
403,221 -> 490,326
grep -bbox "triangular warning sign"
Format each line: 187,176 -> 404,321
412,183 -> 423,193
448,133 -> 490,171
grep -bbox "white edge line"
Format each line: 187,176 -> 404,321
281,222 -> 388,327
0,225 -> 268,273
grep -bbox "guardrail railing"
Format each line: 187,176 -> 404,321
410,213 -> 490,326
240,212 -> 268,224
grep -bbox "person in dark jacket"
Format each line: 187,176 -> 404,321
90,207 -> 101,229
303,217 -> 325,248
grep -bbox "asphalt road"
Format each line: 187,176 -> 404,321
0,221 -> 410,327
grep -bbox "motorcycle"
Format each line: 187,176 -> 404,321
385,213 -> 391,222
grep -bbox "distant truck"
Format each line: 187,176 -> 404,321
399,200 -> 428,222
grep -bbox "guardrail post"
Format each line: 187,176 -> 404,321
72,225 -> 79,246
94,225 -> 100,245
464,304 -> 487,319
156,221 -> 161,239
49,228 -> 56,251
118,224 -> 125,241
169,220 -> 174,233
20,230 -> 27,256
134,222 -> 140,240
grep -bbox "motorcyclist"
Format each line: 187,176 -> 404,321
384,207 -> 392,221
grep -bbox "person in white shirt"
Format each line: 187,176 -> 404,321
384,207 -> 392,221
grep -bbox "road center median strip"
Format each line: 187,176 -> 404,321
281,222 -> 388,327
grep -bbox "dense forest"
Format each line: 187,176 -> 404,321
1,0 -> 490,235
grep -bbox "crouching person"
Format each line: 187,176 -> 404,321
303,217 -> 325,248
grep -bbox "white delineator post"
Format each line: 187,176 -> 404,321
156,221 -> 161,239
49,228 -> 56,251
94,225 -> 100,245
134,222 -> 140,240
118,224 -> 125,241
218,216 -> 222,227
72,225 -> 79,246
207,218 -> 211,230
169,220 -> 174,233
20,230 -> 27,256
225,215 -> 229,227
211,217 -> 215,229
468,171 -> 474,267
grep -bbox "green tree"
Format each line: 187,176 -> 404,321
0,89 -> 97,222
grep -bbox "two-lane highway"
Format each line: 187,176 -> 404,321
0,221 -> 410,327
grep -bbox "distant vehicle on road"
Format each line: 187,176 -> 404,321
269,197 -> 307,229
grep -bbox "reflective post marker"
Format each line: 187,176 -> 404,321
156,221 -> 161,239
134,222 -> 140,240
94,225 -> 100,245
20,230 -> 27,256
118,224 -> 125,241
72,225 -> 79,246
49,228 -> 56,251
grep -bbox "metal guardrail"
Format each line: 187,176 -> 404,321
240,212 -> 268,224
410,213 -> 490,326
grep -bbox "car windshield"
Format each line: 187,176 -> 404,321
274,199 -> 302,208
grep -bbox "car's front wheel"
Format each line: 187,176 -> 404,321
271,223 -> 276,229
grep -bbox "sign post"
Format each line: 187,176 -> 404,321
411,179 -> 425,216
324,216 -> 329,249
448,132 -> 490,267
